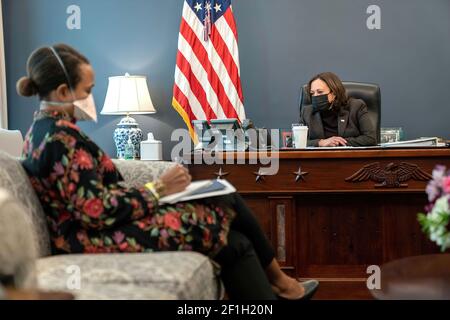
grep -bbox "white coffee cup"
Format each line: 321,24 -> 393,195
292,125 -> 308,149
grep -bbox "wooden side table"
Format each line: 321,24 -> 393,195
2,287 -> 74,300
370,254 -> 450,300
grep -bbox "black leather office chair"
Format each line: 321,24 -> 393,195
299,81 -> 381,143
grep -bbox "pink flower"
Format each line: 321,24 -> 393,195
83,198 -> 104,219
74,149 -> 93,170
137,221 -> 146,229
53,162 -> 65,176
110,197 -> 119,207
119,242 -> 129,251
443,176 -> 450,193
164,212 -> 182,231
76,232 -> 87,243
112,231 -> 125,244
67,183 -> 77,195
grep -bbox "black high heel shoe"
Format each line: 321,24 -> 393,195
277,280 -> 319,301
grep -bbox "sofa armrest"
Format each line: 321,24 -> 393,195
0,189 -> 38,289
113,160 -> 176,189
37,252 -> 220,300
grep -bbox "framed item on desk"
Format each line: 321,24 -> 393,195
280,130 -> 293,148
381,127 -> 404,143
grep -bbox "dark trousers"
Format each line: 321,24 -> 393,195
206,193 -> 276,300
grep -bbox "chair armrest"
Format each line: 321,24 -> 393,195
113,160 -> 176,189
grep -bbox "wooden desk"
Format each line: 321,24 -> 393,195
188,148 -> 450,299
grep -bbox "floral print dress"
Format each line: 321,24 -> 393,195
21,111 -> 235,256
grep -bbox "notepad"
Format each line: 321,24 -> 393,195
158,179 -> 236,204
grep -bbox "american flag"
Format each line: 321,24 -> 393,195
172,0 -> 246,141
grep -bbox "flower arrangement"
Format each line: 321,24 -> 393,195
418,165 -> 450,252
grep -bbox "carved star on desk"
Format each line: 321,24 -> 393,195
292,167 -> 309,182
253,168 -> 268,183
214,167 -> 229,180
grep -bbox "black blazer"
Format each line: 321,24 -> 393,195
300,98 -> 377,147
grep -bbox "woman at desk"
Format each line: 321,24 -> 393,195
300,72 -> 377,147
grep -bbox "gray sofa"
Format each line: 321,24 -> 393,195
0,151 -> 221,300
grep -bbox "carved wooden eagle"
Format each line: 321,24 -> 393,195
345,162 -> 432,188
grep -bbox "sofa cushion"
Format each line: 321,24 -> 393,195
0,188 -> 37,289
0,152 -> 51,257
37,252 -> 221,300
113,159 -> 176,189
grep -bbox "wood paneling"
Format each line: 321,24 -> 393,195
296,194 -> 383,277
269,197 -> 295,270
242,197 -> 272,242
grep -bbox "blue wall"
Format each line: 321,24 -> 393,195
3,0 -> 450,159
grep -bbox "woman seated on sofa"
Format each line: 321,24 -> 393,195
17,44 -> 318,300
300,72 -> 377,147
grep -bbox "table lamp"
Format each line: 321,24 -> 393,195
101,73 -> 156,159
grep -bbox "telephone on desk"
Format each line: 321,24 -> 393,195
241,119 -> 272,151
192,119 -> 272,151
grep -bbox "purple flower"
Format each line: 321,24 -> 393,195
432,165 -> 447,185
426,180 -> 442,202
110,197 -> 119,207
112,231 -> 125,244
424,203 -> 435,213
53,162 -> 65,176
426,165 -> 448,202
160,229 -> 169,239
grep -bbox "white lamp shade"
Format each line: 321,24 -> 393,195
101,74 -> 157,115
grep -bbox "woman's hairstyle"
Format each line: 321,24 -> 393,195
307,72 -> 348,108
16,44 -> 90,99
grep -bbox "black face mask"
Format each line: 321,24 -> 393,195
311,94 -> 331,113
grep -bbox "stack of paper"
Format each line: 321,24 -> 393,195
380,137 -> 441,148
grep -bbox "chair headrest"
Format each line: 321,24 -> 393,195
300,81 -> 380,107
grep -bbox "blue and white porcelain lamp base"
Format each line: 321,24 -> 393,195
113,114 -> 144,159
